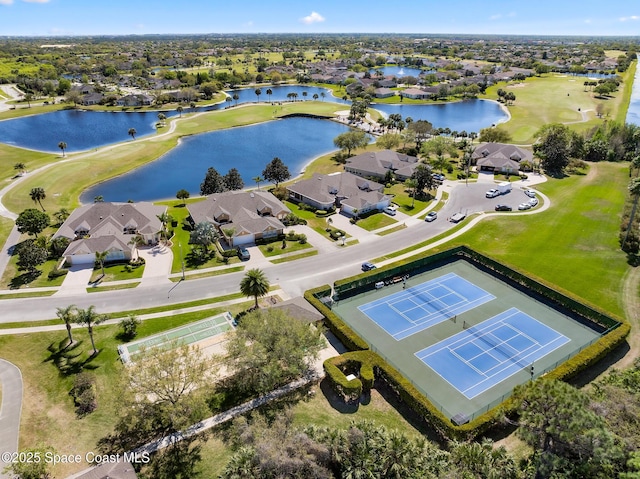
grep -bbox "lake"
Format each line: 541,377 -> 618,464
626,65 -> 640,127
81,116 -> 356,202
370,66 -> 426,78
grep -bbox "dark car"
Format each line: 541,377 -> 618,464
361,262 -> 377,271
237,246 -> 250,260
495,204 -> 512,211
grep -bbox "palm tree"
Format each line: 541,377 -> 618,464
128,234 -> 146,260
233,93 -> 239,106
252,176 -> 264,190
255,88 -> 261,103
404,178 -> 418,208
240,268 -> 270,309
321,92 -> 326,101
95,250 -> 108,276
75,305 -> 106,356
225,96 -> 232,108
177,106 -> 183,117
302,91 -> 308,100
266,88 -> 273,103
292,92 -> 298,101
56,304 -> 77,347
313,93 -> 319,101
58,141 -> 67,157
622,177 -> 640,250
30,187 -> 46,211
128,128 -> 137,140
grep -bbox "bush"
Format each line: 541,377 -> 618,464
48,267 -> 68,279
298,234 -> 307,244
119,315 -> 140,341
266,245 -> 274,253
70,372 -> 97,416
315,210 -> 328,217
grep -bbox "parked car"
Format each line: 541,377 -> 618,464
383,206 -> 397,216
518,203 -> 532,210
432,173 -> 445,182
425,211 -> 438,222
485,189 -> 500,198
237,246 -> 250,260
524,189 -> 537,198
361,262 -> 377,271
528,197 -> 539,207
495,204 -> 512,211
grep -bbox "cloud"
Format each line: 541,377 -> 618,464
22,0 -> 51,3
490,11 -> 516,21
620,15 -> 639,22
489,14 -> 502,20
0,0 -> 14,5
244,20 -> 254,27
300,11 -> 325,24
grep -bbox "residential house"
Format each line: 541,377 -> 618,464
472,142 -> 533,173
400,88 -> 432,100
345,150 -> 420,181
53,202 -> 166,265
187,190 -> 290,246
374,87 -> 395,98
116,94 -> 154,107
81,93 -> 104,106
286,172 -> 390,216
74,460 -> 138,479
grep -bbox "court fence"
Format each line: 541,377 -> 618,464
307,247 -> 630,439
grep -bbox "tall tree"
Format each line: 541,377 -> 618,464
200,167 -> 227,195
621,177 -> 640,252
232,93 -> 239,106
239,268 -> 270,309
404,178 -> 418,208
14,162 -> 26,175
266,88 -> 273,102
252,175 -> 264,190
128,128 -> 137,140
225,308 -> 324,394
176,106 -> 183,117
333,130 -> 369,156
413,164 -> 436,194
16,239 -> 48,274
128,234 -> 145,260
29,187 -> 46,211
16,208 -> 50,237
189,221 -> 218,254
56,304 -> 77,347
176,188 -> 190,205
58,141 -> 67,157
533,123 -> 573,175
408,120 -> 433,148
224,168 -> 244,190
75,305 -> 106,356
262,157 -> 291,187
254,88 -> 261,102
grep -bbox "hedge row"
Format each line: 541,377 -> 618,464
304,286 -> 369,351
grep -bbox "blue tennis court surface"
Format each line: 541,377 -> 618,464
358,272 -> 495,340
416,308 -> 570,398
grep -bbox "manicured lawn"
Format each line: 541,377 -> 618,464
87,282 -> 140,293
169,265 -> 245,282
377,223 -> 407,236
385,183 -> 434,214
356,212 -> 397,231
89,262 -> 145,284
270,250 -> 319,263
0,256 -> 66,290
257,239 -> 313,257
0,143 -> 54,183
482,63 -> 636,144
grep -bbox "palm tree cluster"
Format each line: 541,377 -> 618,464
56,304 -> 106,356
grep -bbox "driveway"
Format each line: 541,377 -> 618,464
54,264 -> 93,297
0,359 -> 22,479
139,244 -> 173,285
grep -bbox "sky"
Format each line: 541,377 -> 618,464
0,0 -> 639,37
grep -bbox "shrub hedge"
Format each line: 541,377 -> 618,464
310,246 -> 629,440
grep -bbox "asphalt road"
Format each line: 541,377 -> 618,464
0,359 -> 23,479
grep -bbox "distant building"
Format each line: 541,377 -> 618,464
472,142 -> 533,173
345,150 -> 420,181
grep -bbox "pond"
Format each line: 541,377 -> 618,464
0,109 -> 177,153
626,65 -> 640,127
81,116 -> 356,202
369,66 -> 426,78
373,100 -> 508,133
223,85 -> 350,106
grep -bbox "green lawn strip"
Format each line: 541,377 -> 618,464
0,291 -> 56,300
87,282 -> 140,293
385,183 -> 433,214
169,265 -> 245,282
418,191 -> 449,220
270,250 -> 318,264
89,262 -> 145,284
356,212 -> 397,231
482,67 -> 635,144
0,302 -> 251,479
376,223 -> 408,236
258,239 -> 313,257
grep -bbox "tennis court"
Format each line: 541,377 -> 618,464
358,272 -> 495,340
415,308 -> 570,398
118,312 -> 234,364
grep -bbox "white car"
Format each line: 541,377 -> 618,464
485,189 -> 500,198
524,189 -> 537,198
518,202 -> 532,210
383,206 -> 397,216
528,197 -> 539,207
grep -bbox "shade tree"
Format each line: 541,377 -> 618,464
333,130 -> 369,156
262,157 -> 291,187
200,167 -> 228,195
16,208 -> 50,237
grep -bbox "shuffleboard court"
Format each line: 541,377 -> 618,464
118,312 -> 234,364
358,272 -> 495,340
416,308 -> 570,398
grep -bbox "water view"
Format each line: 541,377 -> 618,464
369,66 -> 426,77
81,116 -> 355,202
374,100 -> 508,132
626,65 -> 640,127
